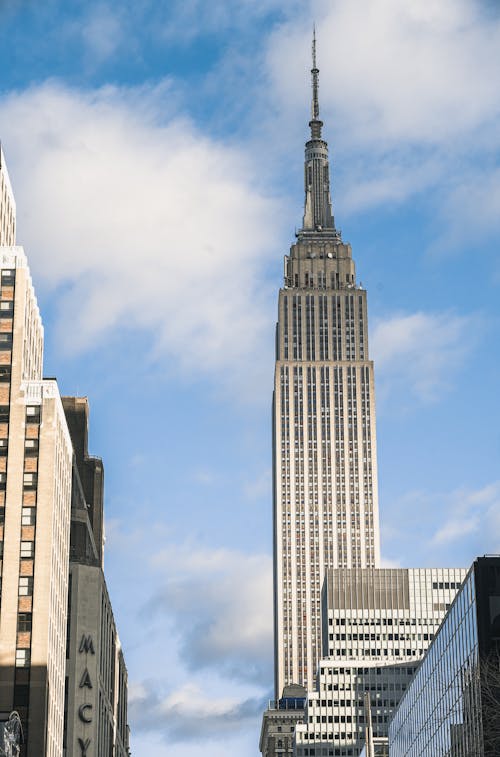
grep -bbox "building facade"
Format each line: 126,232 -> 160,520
0,147 -> 15,246
294,567 -> 466,756
273,34 -> 380,698
260,685 -> 307,757
0,150 -> 130,756
63,397 -> 130,757
0,188 -> 73,753
388,556 -> 500,757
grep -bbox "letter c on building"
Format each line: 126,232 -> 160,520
78,704 -> 93,724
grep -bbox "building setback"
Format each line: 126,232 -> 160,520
388,556 -> 500,757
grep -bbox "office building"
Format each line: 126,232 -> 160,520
294,568 -> 466,756
0,149 -> 130,756
63,397 -> 130,757
0,147 -> 15,246
0,228 -> 72,753
388,556 -> 500,757
260,684 -> 306,757
273,32 -> 380,698
358,738 -> 388,757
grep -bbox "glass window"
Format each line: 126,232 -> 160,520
21,508 -> 35,526
18,577 -> 33,596
15,649 -> 30,668
24,438 -> 38,456
17,613 -> 32,632
23,473 -> 37,490
20,542 -> 33,558
0,301 -> 13,317
26,406 -> 40,423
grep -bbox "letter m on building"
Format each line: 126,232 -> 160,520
79,634 -> 95,655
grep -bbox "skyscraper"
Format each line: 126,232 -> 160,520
0,213 -> 73,752
273,36 -> 380,696
0,148 -> 130,756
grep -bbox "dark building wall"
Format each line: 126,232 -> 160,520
62,397 -> 104,566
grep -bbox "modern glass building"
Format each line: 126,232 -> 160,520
388,556 -> 500,757
294,567 -> 465,756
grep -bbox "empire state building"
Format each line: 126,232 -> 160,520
273,38 -> 381,696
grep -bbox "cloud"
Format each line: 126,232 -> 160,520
382,482 -> 500,567
158,0 -> 302,42
371,310 -> 480,404
431,482 -> 500,547
262,0 -> 500,243
130,680 -> 267,743
435,165 -> 500,252
269,0 -> 500,149
81,5 -> 124,64
148,544 -> 273,685
0,82 -> 282,397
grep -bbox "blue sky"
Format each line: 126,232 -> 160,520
1,0 -> 500,754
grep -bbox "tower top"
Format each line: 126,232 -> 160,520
300,30 -> 339,238
310,26 -> 322,137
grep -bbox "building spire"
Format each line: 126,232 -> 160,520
301,29 -> 338,236
311,25 -> 320,124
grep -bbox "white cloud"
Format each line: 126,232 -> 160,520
371,310 -> 480,403
81,5 -> 124,63
431,482 -> 500,547
130,680 -> 267,744
158,0 -> 302,42
269,0 -> 500,148
382,482 -> 500,567
435,166 -> 500,252
149,544 -> 273,684
0,82 -> 281,397
261,0 -> 500,238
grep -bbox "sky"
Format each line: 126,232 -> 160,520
1,0 -> 500,754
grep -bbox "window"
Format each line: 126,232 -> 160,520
0,439 -> 7,455
0,301 -> 13,317
17,613 -> 32,633
21,508 -> 35,526
15,649 -> 30,668
20,542 -> 33,559
24,439 -> 38,456
0,366 -> 11,382
23,473 -> 37,490
18,577 -> 33,596
0,333 -> 12,350
0,406 -> 9,423
26,406 -> 40,423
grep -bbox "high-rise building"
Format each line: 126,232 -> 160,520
273,34 -> 380,696
63,397 -> 130,757
0,205 -> 73,753
388,556 -> 500,757
0,147 -> 16,246
260,684 -> 306,757
294,567 -> 466,756
0,150 -> 130,756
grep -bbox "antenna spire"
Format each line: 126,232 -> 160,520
311,25 -> 320,122
301,26 -> 338,236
